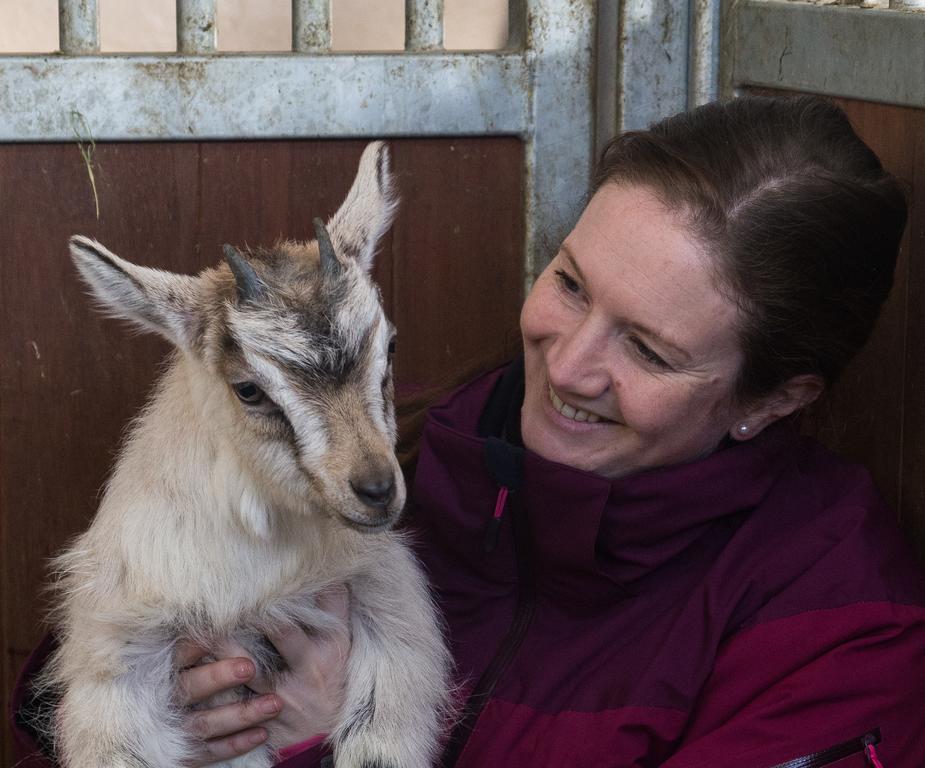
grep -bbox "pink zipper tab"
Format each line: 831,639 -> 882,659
865,742 -> 885,768
483,486 -> 509,553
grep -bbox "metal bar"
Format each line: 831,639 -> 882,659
59,0 -> 99,54
617,0 -> 691,131
0,54 -> 528,141
406,0 -> 443,51
522,0 -> 597,283
177,0 -> 217,54
595,0 -> 620,155
688,0 -> 720,107
733,0 -> 925,108
293,0 -> 331,52
506,0 -> 527,49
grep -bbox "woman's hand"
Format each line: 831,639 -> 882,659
175,585 -> 352,765
176,645 -> 278,765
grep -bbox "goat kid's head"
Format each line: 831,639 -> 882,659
69,142 -> 406,536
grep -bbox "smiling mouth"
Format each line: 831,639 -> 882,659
548,384 -> 609,424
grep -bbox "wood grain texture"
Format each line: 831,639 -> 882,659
798,98 -> 918,512
0,137 -> 524,764
746,91 -> 925,566
900,108 -> 925,559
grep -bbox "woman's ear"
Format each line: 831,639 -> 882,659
729,374 -> 825,441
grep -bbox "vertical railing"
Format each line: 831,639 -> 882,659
177,0 -> 217,53
40,0 -> 597,284
58,0 -> 99,54
54,1 -> 526,57
293,0 -> 331,53
688,0 -> 721,109
405,0 -> 444,51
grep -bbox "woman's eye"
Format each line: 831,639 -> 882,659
630,337 -> 670,369
233,381 -> 265,404
554,269 -> 581,295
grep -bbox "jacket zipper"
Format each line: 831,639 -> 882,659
771,729 -> 882,768
440,492 -> 536,768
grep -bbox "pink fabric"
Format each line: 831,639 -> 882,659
867,742 -> 886,768
276,733 -> 327,762
493,486 -> 509,519
454,701 -> 688,767
664,602 -> 925,767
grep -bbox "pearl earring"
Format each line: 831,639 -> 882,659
737,423 -> 749,436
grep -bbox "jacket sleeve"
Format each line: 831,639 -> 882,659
660,601 -> 925,768
9,634 -> 58,768
274,744 -> 334,767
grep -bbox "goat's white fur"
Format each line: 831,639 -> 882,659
39,143 -> 451,768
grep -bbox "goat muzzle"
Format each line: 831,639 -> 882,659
338,461 -> 403,531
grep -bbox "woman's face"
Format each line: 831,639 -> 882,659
520,183 -> 747,479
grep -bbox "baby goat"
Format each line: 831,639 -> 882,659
40,143 -> 451,768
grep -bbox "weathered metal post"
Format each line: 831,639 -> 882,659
518,0 -> 596,283
59,0 -> 99,54
177,0 -> 217,54
293,0 -> 331,52
406,0 -> 444,51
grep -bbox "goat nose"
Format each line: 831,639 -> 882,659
350,472 -> 395,510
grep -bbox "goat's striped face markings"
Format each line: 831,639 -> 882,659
70,142 -> 403,535
219,245 -> 404,530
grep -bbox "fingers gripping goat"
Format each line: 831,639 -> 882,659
38,143 -> 452,768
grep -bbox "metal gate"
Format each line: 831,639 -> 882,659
0,0 -> 598,283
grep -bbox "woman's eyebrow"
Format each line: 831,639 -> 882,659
561,243 -> 692,364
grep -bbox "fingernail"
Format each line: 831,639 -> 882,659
259,696 -> 280,715
234,661 -> 254,679
249,729 -> 267,745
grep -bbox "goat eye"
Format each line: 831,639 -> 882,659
387,338 -> 396,356
233,382 -> 264,404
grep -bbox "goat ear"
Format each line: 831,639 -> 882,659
326,141 -> 397,273
69,235 -> 202,349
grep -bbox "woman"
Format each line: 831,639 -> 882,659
14,95 -> 925,767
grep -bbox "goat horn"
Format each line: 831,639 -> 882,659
313,217 -> 341,277
223,244 -> 265,302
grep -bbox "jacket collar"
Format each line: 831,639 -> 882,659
418,361 -> 799,602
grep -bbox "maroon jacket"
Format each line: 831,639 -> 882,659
11,362 -> 925,767
410,361 -> 925,767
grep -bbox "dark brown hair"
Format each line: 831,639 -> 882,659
593,95 -> 907,401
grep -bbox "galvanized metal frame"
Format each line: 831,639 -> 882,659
0,0 -> 597,283
594,0 -> 722,140
597,0 -> 924,145
724,0 -> 925,108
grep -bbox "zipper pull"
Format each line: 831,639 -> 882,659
864,734 -> 885,768
481,437 -> 523,554
483,486 -> 509,553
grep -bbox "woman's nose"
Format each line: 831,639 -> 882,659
546,318 -> 612,398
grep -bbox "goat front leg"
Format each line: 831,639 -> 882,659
49,622 -> 275,768
331,541 -> 452,768
48,628 -> 195,768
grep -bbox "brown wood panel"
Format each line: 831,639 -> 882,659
799,98 -> 918,510
810,97 -> 923,562
0,137 -> 524,764
900,109 -> 925,559
390,140 -> 525,387
747,90 -> 925,565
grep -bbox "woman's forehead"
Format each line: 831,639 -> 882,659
566,184 -> 741,359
